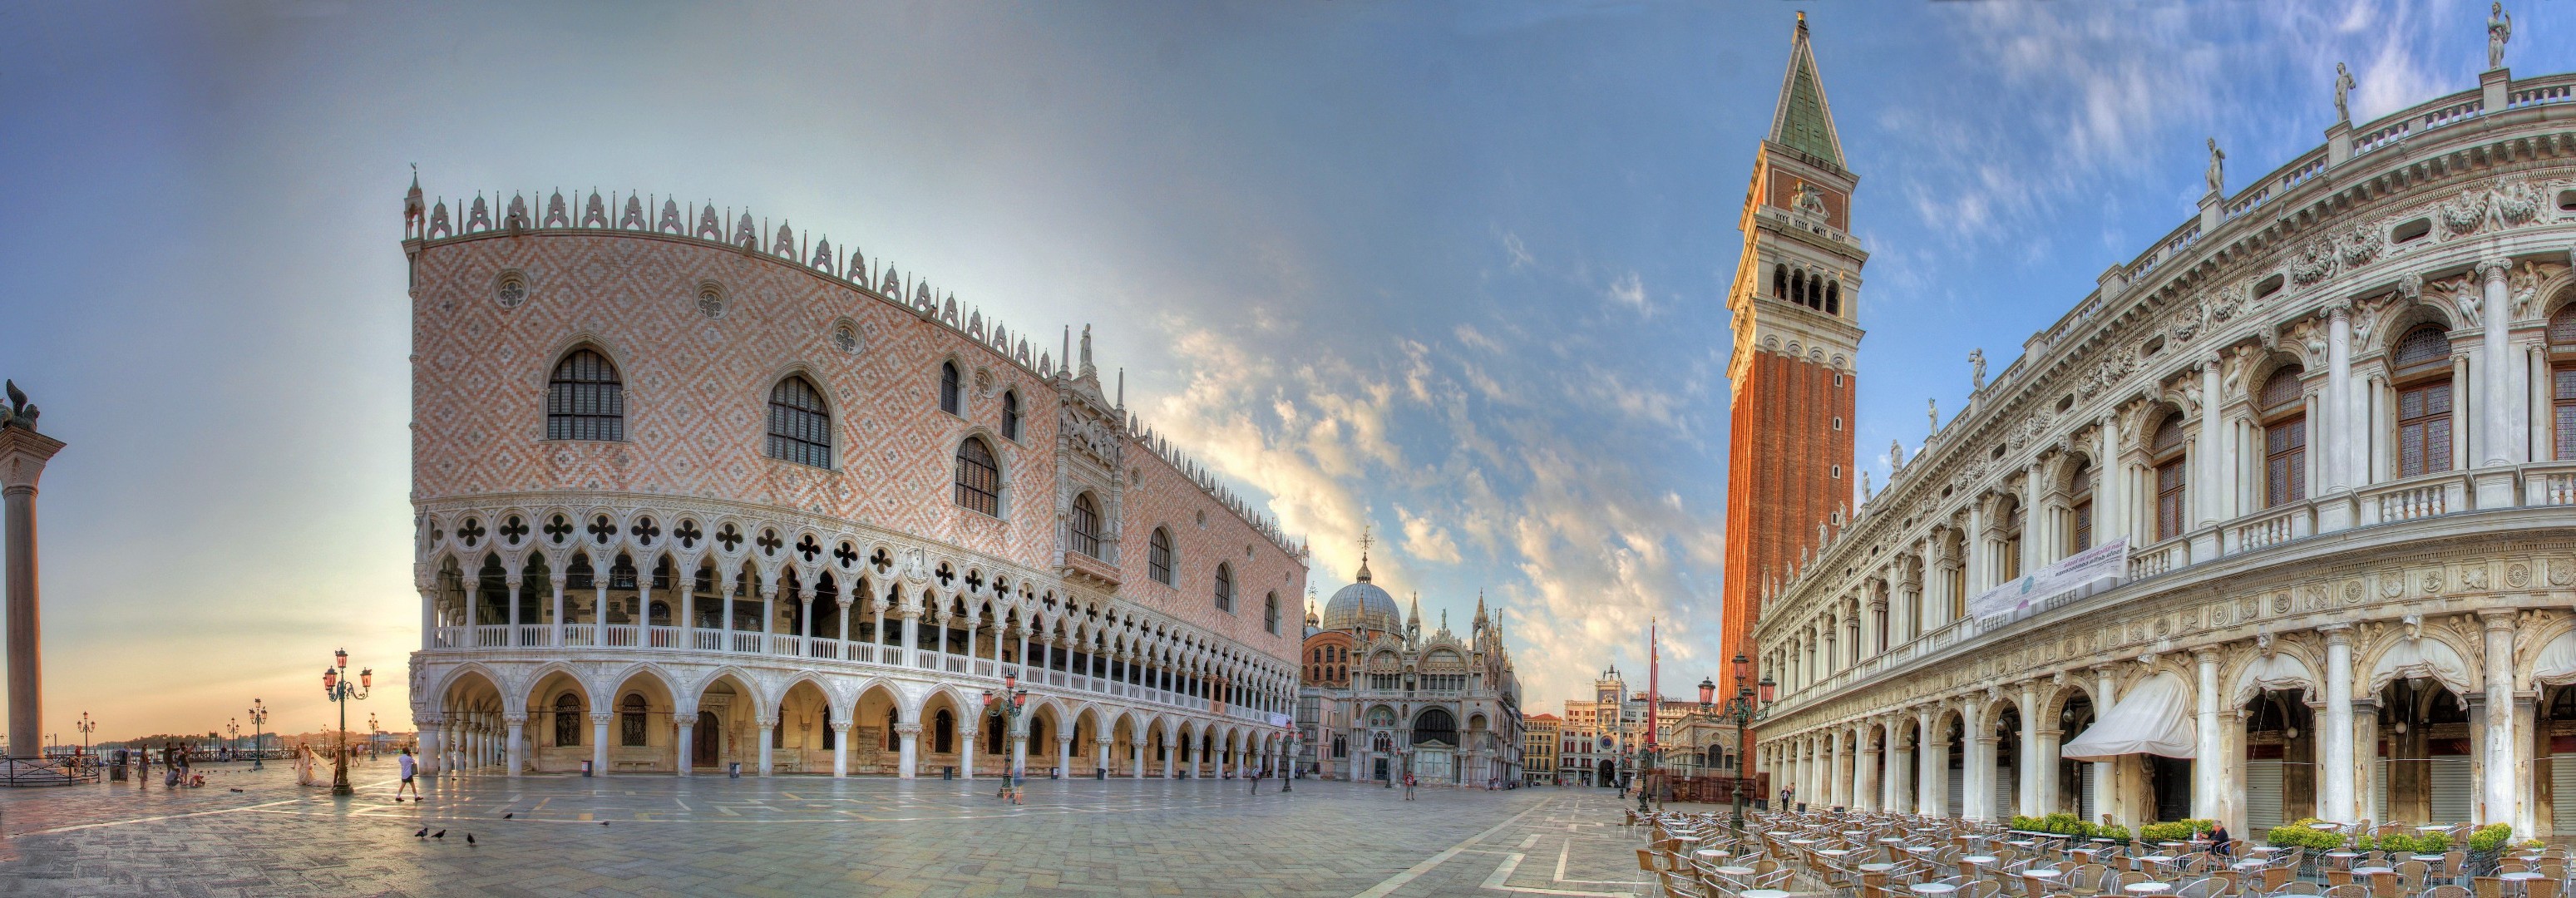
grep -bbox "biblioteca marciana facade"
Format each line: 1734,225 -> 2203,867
1748,31 -> 2576,838
398,182 -> 1306,780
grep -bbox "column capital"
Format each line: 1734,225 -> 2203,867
0,427 -> 67,493
501,713 -> 528,726
2192,647 -> 2223,664
2320,623 -> 2355,644
2480,609 -> 2519,629
832,719 -> 853,733
2478,257 -> 2512,282
892,723 -> 922,737
588,713 -> 614,725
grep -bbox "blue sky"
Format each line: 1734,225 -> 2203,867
1,1 -> 2567,739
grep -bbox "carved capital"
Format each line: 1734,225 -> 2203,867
2478,257 -> 2512,283
892,723 -> 922,737
588,713 -> 615,726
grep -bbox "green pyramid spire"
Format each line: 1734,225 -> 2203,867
1768,12 -> 1844,167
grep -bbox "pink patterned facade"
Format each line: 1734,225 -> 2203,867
402,183 -> 1307,782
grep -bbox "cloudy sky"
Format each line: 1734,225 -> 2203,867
2,0 -> 2567,741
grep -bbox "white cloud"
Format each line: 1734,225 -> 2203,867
1398,505 -> 1463,564
1606,270 -> 1649,313
1501,230 -> 1536,271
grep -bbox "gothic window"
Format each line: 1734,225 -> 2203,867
765,376 -> 832,468
554,693 -> 582,748
886,708 -> 901,751
1148,527 -> 1175,585
1773,264 -> 1788,300
2554,305 -> 2576,460
546,348 -> 624,442
2261,367 -> 2307,508
821,707 -> 835,750
1265,591 -> 1280,634
1824,280 -> 1840,316
1001,391 -> 1021,441
2398,379 -> 2454,478
1214,563 -> 1234,612
1791,270 -> 1807,306
1069,493 -> 1103,560
934,709 -> 955,754
620,694 -> 647,746
2151,413 -> 2188,542
2067,459 -> 2094,555
955,437 -> 1001,516
939,361 -> 962,415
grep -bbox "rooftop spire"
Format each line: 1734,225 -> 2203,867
1355,524 -> 1374,583
1767,11 -> 1845,167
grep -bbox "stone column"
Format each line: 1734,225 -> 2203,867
1964,501 -> 1987,596
506,578 -> 522,641
550,574 -> 566,646
420,587 -> 438,651
1057,734 -> 1073,778
2194,650 -> 2223,820
2484,610 -> 2519,826
2093,666 -> 2117,824
1094,735 -> 1113,777
2026,461 -> 2046,571
1134,726 -> 1150,778
590,713 -> 612,777
1857,729 -> 1882,812
755,714 -> 774,777
2325,302 -> 2355,495
760,582 -> 779,655
2021,680 -> 2042,817
1962,700 -> 1990,820
418,722 -> 443,776
2321,625 -> 2356,822
675,714 -> 695,777
1887,718 -> 1913,814
2097,413 -> 2125,547
896,723 -> 920,779
1012,732 -> 1029,779
504,714 -> 526,778
832,721 -> 851,777
1917,706 -> 1943,817
1826,730 -> 1845,808
836,596 -> 853,654
2199,355 -> 2226,529
1162,728 -> 1177,779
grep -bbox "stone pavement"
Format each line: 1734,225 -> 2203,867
0,760 -> 1650,897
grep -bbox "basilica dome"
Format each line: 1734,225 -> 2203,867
1319,557 -> 1402,634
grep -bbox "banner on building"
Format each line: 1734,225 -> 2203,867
1966,537 -> 2128,624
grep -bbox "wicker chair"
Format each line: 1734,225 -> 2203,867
2422,886 -> 2470,898
2259,866 -> 2297,893
2172,877 -> 2219,898
2470,877 -> 2504,898
2526,879 -> 2561,898
2323,886 -> 2369,898
2368,870 -> 2404,898
2329,871 -> 2356,888
2396,861 -> 2429,892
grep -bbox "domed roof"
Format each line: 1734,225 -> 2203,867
1319,553 -> 1402,634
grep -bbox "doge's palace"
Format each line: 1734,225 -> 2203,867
1752,52 -> 2576,840
399,182 -> 1305,782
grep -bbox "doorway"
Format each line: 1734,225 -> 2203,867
693,711 -> 719,766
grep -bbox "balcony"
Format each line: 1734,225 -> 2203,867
423,624 -> 1242,719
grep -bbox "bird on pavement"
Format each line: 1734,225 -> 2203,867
432,830 -> 446,839
501,812 -> 513,819
413,828 -> 427,838
465,833 -> 476,846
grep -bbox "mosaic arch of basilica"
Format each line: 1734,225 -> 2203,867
1742,27 -> 2576,839
398,179 -> 1307,782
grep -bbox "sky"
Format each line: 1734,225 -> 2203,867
0,0 -> 2569,743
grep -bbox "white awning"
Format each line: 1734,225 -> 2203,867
2536,631 -> 2576,685
2060,671 -> 2196,761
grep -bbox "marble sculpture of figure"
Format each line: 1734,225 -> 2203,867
2334,62 -> 2356,124
2489,2 -> 2511,70
2206,138 -> 2226,195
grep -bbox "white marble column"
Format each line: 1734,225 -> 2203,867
1918,706 -> 1944,817
1962,701 -> 1990,820
1012,733 -> 1029,779
2020,681 -> 2042,817
2321,625 -> 2356,822
504,715 -> 526,778
2194,650 -> 2222,820
755,714 -> 774,777
1857,730 -> 1881,812
1093,736 -> 1113,777
2098,413 -> 2125,546
590,713 -> 612,777
832,721 -> 851,777
2326,303 -> 2354,493
2480,259 -> 2515,467
1057,734 -> 1074,778
418,723 -> 442,776
1887,718 -> 1913,814
2092,667 -> 2116,823
896,723 -> 920,779
675,716 -> 694,777
2484,610 -> 2518,826
2199,356 -> 2226,529
420,588 -> 438,651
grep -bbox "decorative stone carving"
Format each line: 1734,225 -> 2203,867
2508,563 -> 2531,589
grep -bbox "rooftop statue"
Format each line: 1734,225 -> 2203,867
0,381 -> 36,432
2489,2 -> 2512,70
2206,138 -> 2227,195
2335,62 -> 2356,124
1968,348 -> 1987,391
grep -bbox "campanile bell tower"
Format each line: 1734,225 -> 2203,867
1717,12 -> 1866,701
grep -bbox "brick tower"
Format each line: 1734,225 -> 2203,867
1717,12 -> 1864,701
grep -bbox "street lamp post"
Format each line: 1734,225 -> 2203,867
1716,654 -> 1774,850
246,699 -> 269,770
981,672 -> 1029,787
320,649 -> 371,797
367,713 -> 380,758
75,712 -> 94,757
226,718 -> 239,760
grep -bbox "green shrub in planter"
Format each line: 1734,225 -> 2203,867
2466,824 -> 2513,853
2415,831 -> 2451,852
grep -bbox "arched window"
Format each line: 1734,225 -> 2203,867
2552,305 -> 2576,460
554,693 -> 582,748
1213,563 -> 1234,612
1791,270 -> 1806,306
546,348 -> 624,441
1824,280 -> 1840,316
2066,458 -> 2094,555
2151,412 -> 2189,541
1147,528 -> 1174,585
765,376 -> 832,468
939,361 -> 962,415
2261,367 -> 2307,508
1265,591 -> 1280,634
1069,493 -> 1103,559
1001,391 -> 1020,441
620,694 -> 647,746
934,709 -> 955,754
2393,325 -> 2454,478
1773,264 -> 1788,301
954,437 -> 1000,516
820,707 -> 834,751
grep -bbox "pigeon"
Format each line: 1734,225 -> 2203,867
432,830 -> 446,839
414,828 -> 427,837
466,833 -> 476,846
229,788 -> 243,792
600,822 -> 609,826
501,812 -> 513,819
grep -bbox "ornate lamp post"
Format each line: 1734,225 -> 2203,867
226,718 -> 238,759
246,698 -> 269,770
75,712 -> 94,757
367,713 -> 380,758
1718,654 -> 1774,847
321,649 -> 371,796
981,672 -> 1029,782
1280,733 -> 1294,792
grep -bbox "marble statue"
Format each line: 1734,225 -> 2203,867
2334,63 -> 2356,124
2206,138 -> 2227,195
2489,2 -> 2512,70
1969,348 -> 1987,391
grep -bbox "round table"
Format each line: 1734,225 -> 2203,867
1695,850 -> 1731,861
2352,867 -> 2394,877
2233,860 -> 2268,871
1964,856 -> 2000,866
2249,847 -> 2281,855
1861,864 -> 1898,874
2124,885 -> 2173,895
1713,867 -> 1758,878
2500,873 -> 2546,882
1910,886 -> 1958,896
1744,891 -> 1793,898
2027,870 -> 2065,881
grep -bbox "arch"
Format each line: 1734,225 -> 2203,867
2534,629 -> 2576,686
939,360 -> 963,414
1213,562 -> 1233,612
2231,651 -> 2320,708
954,436 -> 1001,516
688,666 -> 770,718
1263,591 -> 1280,634
1001,390 -> 1022,442
2393,323 -> 2452,371
2366,634 -> 2476,695
766,374 -> 833,468
546,346 -> 625,442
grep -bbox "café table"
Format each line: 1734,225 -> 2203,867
1909,885 -> 1957,896
2124,884 -> 2173,895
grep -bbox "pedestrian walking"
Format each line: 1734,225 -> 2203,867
1401,772 -> 1416,800
1248,768 -> 1260,795
393,748 -> 420,802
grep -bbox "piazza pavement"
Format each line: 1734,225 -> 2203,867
0,759 -> 1657,896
